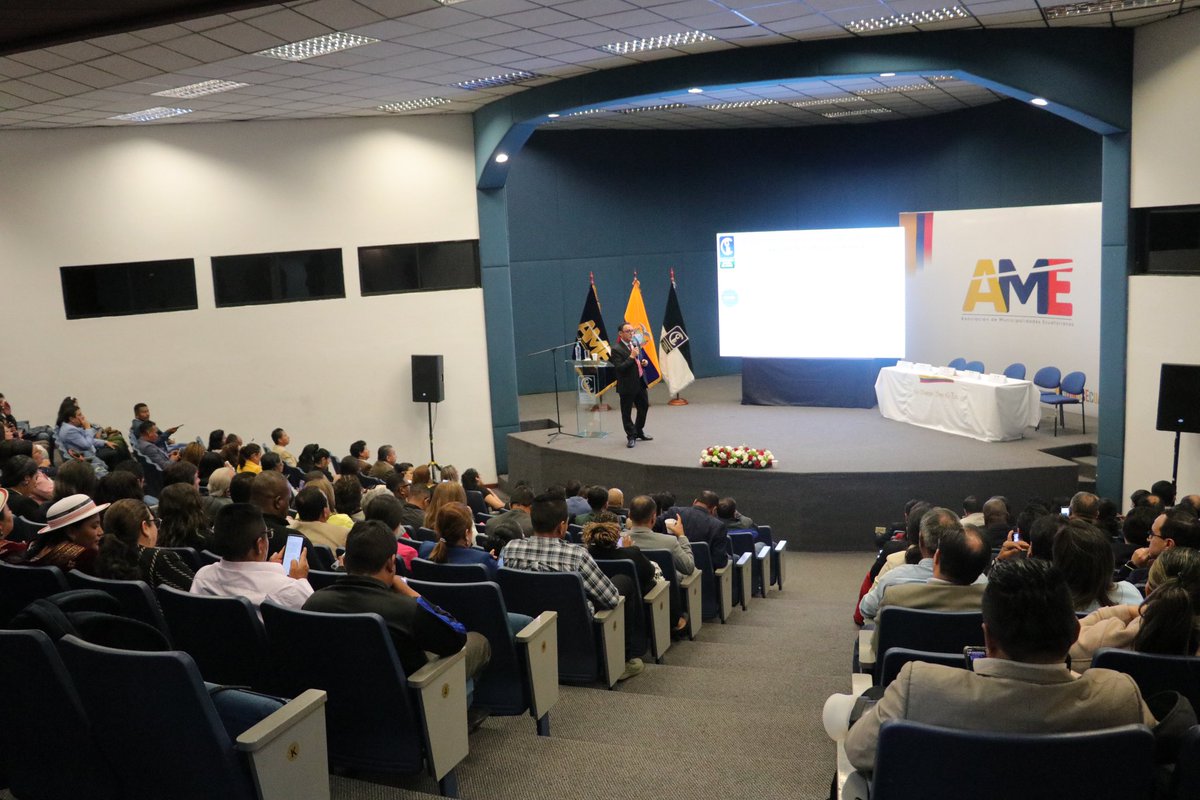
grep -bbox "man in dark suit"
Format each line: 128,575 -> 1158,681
655,490 -> 730,568
609,321 -> 653,449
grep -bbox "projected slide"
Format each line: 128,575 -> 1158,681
716,227 -> 906,359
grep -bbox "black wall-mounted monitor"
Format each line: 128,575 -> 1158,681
1156,363 -> 1200,434
60,259 -> 197,320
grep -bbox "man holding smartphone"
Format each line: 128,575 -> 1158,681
190,503 -> 312,610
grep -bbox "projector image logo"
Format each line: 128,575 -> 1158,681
721,289 -> 739,307
661,325 -> 689,354
962,258 -> 1073,317
578,374 -> 597,394
718,236 -> 735,258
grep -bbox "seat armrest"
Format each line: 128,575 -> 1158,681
644,579 -> 671,662
593,597 -> 626,689
678,570 -> 702,638
236,689 -> 330,800
713,563 -> 733,622
857,628 -> 875,671
643,577 -> 669,603
515,611 -> 559,720
408,648 -> 468,781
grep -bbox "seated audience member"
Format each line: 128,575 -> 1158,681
655,490 -> 729,569
297,445 -> 334,482
129,403 -> 181,450
220,442 -> 240,470
330,475 -> 364,529
716,496 -> 756,533
1115,506 -> 1157,565
483,484 -> 534,554
51,459 -> 100,505
361,494 -> 419,570
960,496 -> 984,528
0,489 -> 28,561
981,496 -> 1012,548
156,483 -> 211,550
1096,497 -> 1123,541
1,454 -> 43,520
411,464 -> 433,487
842,558 -> 1157,773
424,482 -> 467,532
1129,488 -> 1150,512
859,508 -> 961,621
439,464 -> 460,484
502,492 -> 644,680
1028,512 -> 1069,561
95,498 -> 194,590
400,479 -> 431,534
207,429 -> 225,452
24,494 -> 107,574
27,446 -> 56,501
874,502 -> 932,584
1053,520 -> 1143,612
586,512 -> 687,634
94,471 -> 145,507
269,428 -> 297,468
56,402 -> 122,474
1117,506 -> 1200,583
870,526 -> 991,653
1151,479 -> 1177,509
429,503 -> 499,578
462,468 -> 504,511
565,479 -> 589,518
606,487 -> 628,517
627,494 -> 695,576
203,466 -> 235,525
132,421 -> 179,470
574,486 -> 609,527
382,471 -> 410,504
1068,491 -> 1100,523
237,443 -> 262,475
302,520 -> 491,693
396,462 -> 414,482
290,486 -> 349,551
1072,547 -> 1200,669
228,471 -> 255,504
346,440 -> 371,474
260,452 -> 283,474
191,503 -> 311,609
179,442 -> 206,467
162,460 -> 199,491
369,445 -> 398,480
224,433 -> 244,449
252,471 -> 310,556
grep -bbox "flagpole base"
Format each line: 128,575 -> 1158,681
668,396 -> 689,406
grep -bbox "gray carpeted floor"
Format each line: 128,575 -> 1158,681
328,551 -> 865,800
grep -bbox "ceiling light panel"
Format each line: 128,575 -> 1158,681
1043,0 -> 1177,16
453,71 -> 537,90
152,80 -> 249,99
789,96 -> 865,107
619,103 -> 688,114
110,106 -> 193,122
822,108 -> 893,118
255,32 -> 379,62
844,6 -> 970,33
854,83 -> 935,95
704,100 -> 780,110
378,97 -> 452,112
600,31 -> 716,55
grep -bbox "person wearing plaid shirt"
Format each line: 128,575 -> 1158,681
501,491 -> 644,680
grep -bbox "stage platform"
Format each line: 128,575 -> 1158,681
508,375 -> 1095,552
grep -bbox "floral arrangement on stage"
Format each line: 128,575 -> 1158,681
699,445 -> 776,469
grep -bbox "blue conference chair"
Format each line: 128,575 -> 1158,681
870,720 -> 1155,800
411,558 -> 490,583
947,357 -> 967,370
0,629 -> 117,800
156,585 -> 272,692
728,530 -> 770,598
595,557 -> 669,663
1171,725 -> 1200,800
0,561 -> 69,624
1092,647 -> 1200,713
496,567 -> 625,688
305,569 -> 342,591
879,647 -> 965,687
66,570 -> 172,643
1041,370 -> 1086,435
1003,362 -> 1026,380
871,608 -> 984,685
260,602 -> 468,796
963,360 -> 985,373
129,446 -> 164,499
161,546 -> 203,571
408,579 -> 558,735
417,539 -> 437,558
642,548 -> 702,640
691,541 -> 733,623
758,525 -> 788,590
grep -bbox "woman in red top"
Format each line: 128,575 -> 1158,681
24,494 -> 107,574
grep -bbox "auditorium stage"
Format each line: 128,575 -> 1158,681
507,375 -> 1095,552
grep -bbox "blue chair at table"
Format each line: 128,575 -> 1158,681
496,567 -> 625,689
156,585 -> 271,691
1092,648 -> 1200,713
947,357 -> 967,370
408,579 -> 558,735
260,602 -> 468,796
871,608 -> 984,685
57,633 -> 329,800
66,570 -> 172,643
411,558 -> 490,583
1003,362 -> 1026,380
0,629 -> 117,800
0,561 -> 69,624
879,647 -> 965,687
691,541 -> 732,623
963,360 -> 985,373
1033,365 -> 1062,428
869,720 -> 1154,800
1041,370 -> 1086,435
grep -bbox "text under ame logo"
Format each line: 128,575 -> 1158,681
962,258 -> 1073,317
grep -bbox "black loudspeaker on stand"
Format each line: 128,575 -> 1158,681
1155,363 -> 1200,495
412,355 -> 444,475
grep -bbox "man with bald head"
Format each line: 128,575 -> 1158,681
251,470 -> 312,557
1068,491 -> 1100,523
981,496 -> 1012,548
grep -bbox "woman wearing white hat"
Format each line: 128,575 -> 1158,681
23,493 -> 107,574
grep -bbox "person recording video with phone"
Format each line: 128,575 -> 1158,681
610,322 -> 653,449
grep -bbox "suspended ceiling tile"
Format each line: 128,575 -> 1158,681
124,44 -> 204,72
293,0 -> 390,28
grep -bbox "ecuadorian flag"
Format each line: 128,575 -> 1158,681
624,277 -> 661,388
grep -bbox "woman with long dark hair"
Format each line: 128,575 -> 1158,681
1052,519 -> 1142,613
156,483 -> 210,549
461,468 -> 504,512
95,499 -> 194,590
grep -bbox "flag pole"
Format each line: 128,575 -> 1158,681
667,268 -> 689,405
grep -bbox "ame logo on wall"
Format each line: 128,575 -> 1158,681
962,258 -> 1074,319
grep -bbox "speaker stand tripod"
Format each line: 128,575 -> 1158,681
425,401 -> 440,480
525,341 -> 584,442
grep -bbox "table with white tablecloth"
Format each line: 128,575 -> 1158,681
874,365 -> 1041,442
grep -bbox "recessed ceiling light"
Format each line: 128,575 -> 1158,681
110,107 -> 193,122
152,80 -> 248,99
453,71 -> 537,91
567,108 -> 606,117
704,100 -> 780,110
600,31 -> 716,55
687,87 -> 704,94
377,97 -> 452,113
880,72 -> 896,77
1030,97 -> 1049,106
619,103 -> 688,114
255,32 -> 378,62
495,153 -> 509,163
1044,0 -> 1177,17
789,96 -> 865,108
845,6 -> 969,33
822,108 -> 893,119
547,113 -> 560,118
855,83 -> 935,96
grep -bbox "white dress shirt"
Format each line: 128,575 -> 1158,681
190,559 -> 313,609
